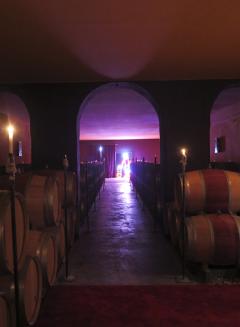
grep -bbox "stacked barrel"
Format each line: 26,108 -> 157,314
0,170 -> 77,327
36,170 -> 77,253
79,162 -> 105,219
130,161 -> 161,217
168,169 -> 240,268
0,177 -> 48,327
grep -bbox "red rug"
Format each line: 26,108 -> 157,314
35,285 -> 240,327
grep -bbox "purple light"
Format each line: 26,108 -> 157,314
79,87 -> 160,141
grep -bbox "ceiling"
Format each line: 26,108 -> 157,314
79,86 -> 159,140
1,1 -> 240,83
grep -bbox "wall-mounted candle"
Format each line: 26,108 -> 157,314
7,125 -> 14,154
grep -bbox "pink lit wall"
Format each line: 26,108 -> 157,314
0,93 -> 31,166
210,87 -> 240,163
80,139 -> 160,163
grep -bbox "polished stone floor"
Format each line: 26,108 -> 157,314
59,178 -> 182,285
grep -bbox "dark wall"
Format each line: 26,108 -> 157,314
0,80 -> 236,201
141,81 -> 227,202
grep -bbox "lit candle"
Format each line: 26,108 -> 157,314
181,148 -> 187,158
99,146 -> 103,159
7,125 -> 14,154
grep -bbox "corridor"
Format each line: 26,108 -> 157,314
61,178 -> 182,284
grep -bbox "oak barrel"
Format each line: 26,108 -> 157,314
0,256 -> 42,326
36,170 -> 77,208
25,230 -> 57,287
175,169 -> 240,214
184,214 -> 240,266
15,174 -> 61,229
0,191 -> 28,274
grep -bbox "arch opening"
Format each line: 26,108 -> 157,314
77,83 -> 160,178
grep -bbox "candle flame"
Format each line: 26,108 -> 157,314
181,148 -> 187,157
7,125 -> 14,138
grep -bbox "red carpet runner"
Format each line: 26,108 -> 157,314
35,285 -> 240,327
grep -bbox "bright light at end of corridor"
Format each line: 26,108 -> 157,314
122,152 -> 129,160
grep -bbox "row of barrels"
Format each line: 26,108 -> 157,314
0,169 -> 77,327
165,169 -> 240,267
130,162 -> 161,217
79,162 -> 105,219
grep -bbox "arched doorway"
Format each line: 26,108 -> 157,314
0,92 -> 31,168
76,82 -> 160,179
72,83 -> 182,283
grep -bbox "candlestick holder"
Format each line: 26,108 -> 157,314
180,150 -> 187,280
85,163 -> 90,232
63,154 -> 74,282
7,153 -> 21,327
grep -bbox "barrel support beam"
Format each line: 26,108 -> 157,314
63,155 -> 75,282
7,153 -> 21,327
180,151 -> 187,280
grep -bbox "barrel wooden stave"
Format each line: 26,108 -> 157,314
209,214 -> 239,265
47,223 -> 65,268
0,191 -> 28,274
25,230 -> 57,287
14,174 -> 61,229
36,170 -> 77,208
185,215 -> 214,263
0,256 -> 42,326
185,214 -> 240,266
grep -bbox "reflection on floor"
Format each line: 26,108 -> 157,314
59,178 -> 182,284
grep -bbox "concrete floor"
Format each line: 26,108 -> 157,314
59,178 -> 182,285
